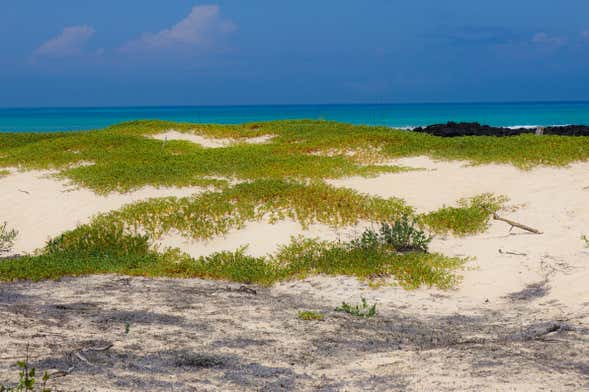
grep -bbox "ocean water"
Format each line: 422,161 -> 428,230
1,102 -> 589,133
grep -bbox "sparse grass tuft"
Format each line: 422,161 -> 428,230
0,169 -> 10,178
335,298 -> 377,318
582,235 -> 588,248
1,222 -> 18,256
0,347 -> 51,392
420,193 -> 508,236
297,311 -> 325,321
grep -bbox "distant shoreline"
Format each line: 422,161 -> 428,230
2,101 -> 589,133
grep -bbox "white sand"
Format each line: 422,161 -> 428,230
0,170 -> 205,255
151,130 -> 274,148
156,219 -> 369,258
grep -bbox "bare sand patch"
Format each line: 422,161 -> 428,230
156,219 -> 370,258
151,130 -> 274,148
0,275 -> 587,391
0,170 -> 205,255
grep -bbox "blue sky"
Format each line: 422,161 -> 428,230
1,0 -> 589,107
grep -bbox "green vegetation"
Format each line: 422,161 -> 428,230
420,193 -> 508,236
1,351 -> 50,392
0,224 -> 465,289
0,169 -> 10,178
54,179 -> 411,240
297,311 -> 325,321
3,119 -> 571,288
1,222 -> 18,256
1,120 -> 588,194
335,298 -> 377,318
355,215 -> 432,252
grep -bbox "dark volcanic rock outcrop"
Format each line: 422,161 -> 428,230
413,122 -> 589,137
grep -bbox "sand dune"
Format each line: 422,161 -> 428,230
1,158 -> 587,318
1,158 -> 588,390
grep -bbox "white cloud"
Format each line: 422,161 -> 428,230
121,5 -> 236,52
531,32 -> 566,47
34,25 -> 96,57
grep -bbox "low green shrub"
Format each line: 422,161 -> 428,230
45,218 -> 150,258
335,298 -> 377,318
0,231 -> 465,289
1,353 -> 50,392
297,311 -> 325,321
420,193 -> 507,236
0,222 -> 18,256
69,179 -> 411,241
349,215 -> 431,252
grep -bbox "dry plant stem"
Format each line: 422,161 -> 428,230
492,213 -> 543,234
498,249 -> 528,256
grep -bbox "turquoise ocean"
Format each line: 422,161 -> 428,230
1,101 -> 589,133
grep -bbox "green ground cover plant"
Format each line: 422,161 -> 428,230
354,215 -> 432,252
0,222 -> 465,289
0,169 -> 9,178
58,179 -> 411,240
1,120 -> 589,194
335,298 -> 377,318
297,311 -> 325,321
1,348 -> 51,392
419,193 -> 508,236
1,222 -> 18,256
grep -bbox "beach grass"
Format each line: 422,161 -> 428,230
1,120 -> 589,194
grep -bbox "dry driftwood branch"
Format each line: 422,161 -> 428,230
49,366 -> 75,379
73,351 -> 93,366
493,213 -> 543,234
85,343 -> 113,352
498,249 -> 528,256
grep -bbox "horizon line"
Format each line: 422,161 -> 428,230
2,100 -> 589,111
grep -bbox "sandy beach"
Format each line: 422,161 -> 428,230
1,154 -> 588,391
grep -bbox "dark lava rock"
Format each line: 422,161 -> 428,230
413,122 -> 589,137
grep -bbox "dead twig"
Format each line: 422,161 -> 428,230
499,249 -> 528,256
70,342 -> 112,367
493,213 -> 543,234
86,343 -> 113,352
49,366 -> 75,379
73,351 -> 93,366
17,189 -> 30,195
